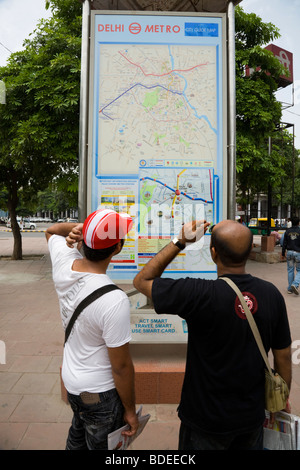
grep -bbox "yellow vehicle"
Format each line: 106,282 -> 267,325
248,218 -> 275,235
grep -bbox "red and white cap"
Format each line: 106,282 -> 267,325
82,209 -> 133,250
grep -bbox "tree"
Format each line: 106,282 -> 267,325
35,185 -> 78,219
271,129 -> 300,214
235,6 -> 290,210
0,0 -> 82,259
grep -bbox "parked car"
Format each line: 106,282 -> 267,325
6,218 -> 36,230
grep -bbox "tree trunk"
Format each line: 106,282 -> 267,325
10,211 -> 22,260
7,169 -> 22,260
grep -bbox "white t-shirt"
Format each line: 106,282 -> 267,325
48,235 -> 131,395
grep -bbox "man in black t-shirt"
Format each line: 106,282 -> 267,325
282,217 -> 300,295
133,219 -> 292,450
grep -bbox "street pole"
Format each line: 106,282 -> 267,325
78,0 -> 91,222
267,136 -> 272,236
227,1 -> 237,220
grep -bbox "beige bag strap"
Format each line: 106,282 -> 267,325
220,277 -> 273,376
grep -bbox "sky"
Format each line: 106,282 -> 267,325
0,0 -> 299,148
0,0 -> 52,65
241,0 -> 300,149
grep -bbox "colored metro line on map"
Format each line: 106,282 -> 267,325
96,44 -> 217,175
138,162 -> 215,236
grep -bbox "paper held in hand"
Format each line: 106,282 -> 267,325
108,405 -> 150,450
263,410 -> 300,450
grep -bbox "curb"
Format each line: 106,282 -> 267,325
0,229 -> 46,233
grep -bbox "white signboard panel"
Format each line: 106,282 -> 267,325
88,11 -> 226,281
131,311 -> 188,343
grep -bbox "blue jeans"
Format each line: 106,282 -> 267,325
287,250 -> 300,290
66,388 -> 125,450
178,422 -> 263,450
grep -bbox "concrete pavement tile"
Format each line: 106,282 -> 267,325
0,285 -> 20,295
11,373 -> 58,395
40,325 -> 64,344
286,300 -> 300,319
1,321 -> 57,343
19,310 -> 58,323
1,290 -> 31,305
0,353 -> 15,371
57,402 -> 73,423
9,355 -> 52,373
46,312 -> 62,324
155,404 -> 179,422
0,394 -> 23,421
18,422 -> 70,450
0,423 -> 28,450
46,356 -> 63,374
8,340 -> 63,357
290,384 -> 300,414
0,308 -> 28,325
129,421 -> 180,450
9,394 -> 65,423
52,375 -> 63,396
0,272 -> 42,284
0,372 -> 22,393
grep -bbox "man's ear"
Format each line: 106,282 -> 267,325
210,245 -> 217,262
113,240 -> 123,256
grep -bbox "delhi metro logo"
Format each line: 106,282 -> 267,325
98,22 -> 181,35
129,23 -> 142,34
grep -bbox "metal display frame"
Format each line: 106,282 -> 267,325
78,1 -> 239,224
77,1 -> 240,342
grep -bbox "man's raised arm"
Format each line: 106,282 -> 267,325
133,220 -> 210,299
45,222 -> 83,244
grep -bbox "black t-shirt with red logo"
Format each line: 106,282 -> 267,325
152,273 -> 291,435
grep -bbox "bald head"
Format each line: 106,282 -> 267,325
211,220 -> 253,267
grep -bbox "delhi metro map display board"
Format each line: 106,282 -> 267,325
88,11 -> 226,280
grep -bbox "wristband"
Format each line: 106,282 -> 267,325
172,237 -> 185,250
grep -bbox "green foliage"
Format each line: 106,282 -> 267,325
0,0 -> 82,258
271,131 -> 300,207
235,7 -> 280,49
35,185 -> 78,217
235,6 -> 294,204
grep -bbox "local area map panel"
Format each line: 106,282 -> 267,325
90,14 -> 224,279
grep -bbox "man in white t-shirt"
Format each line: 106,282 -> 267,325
46,209 -> 138,450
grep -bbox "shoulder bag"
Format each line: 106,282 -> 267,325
220,277 -> 290,413
61,284 -> 122,403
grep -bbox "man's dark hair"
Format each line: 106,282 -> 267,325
291,217 -> 300,227
211,227 -> 253,266
83,239 -> 124,262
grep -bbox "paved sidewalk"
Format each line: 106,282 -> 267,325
0,234 -> 299,450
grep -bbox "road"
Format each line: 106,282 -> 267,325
0,223 -> 49,239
